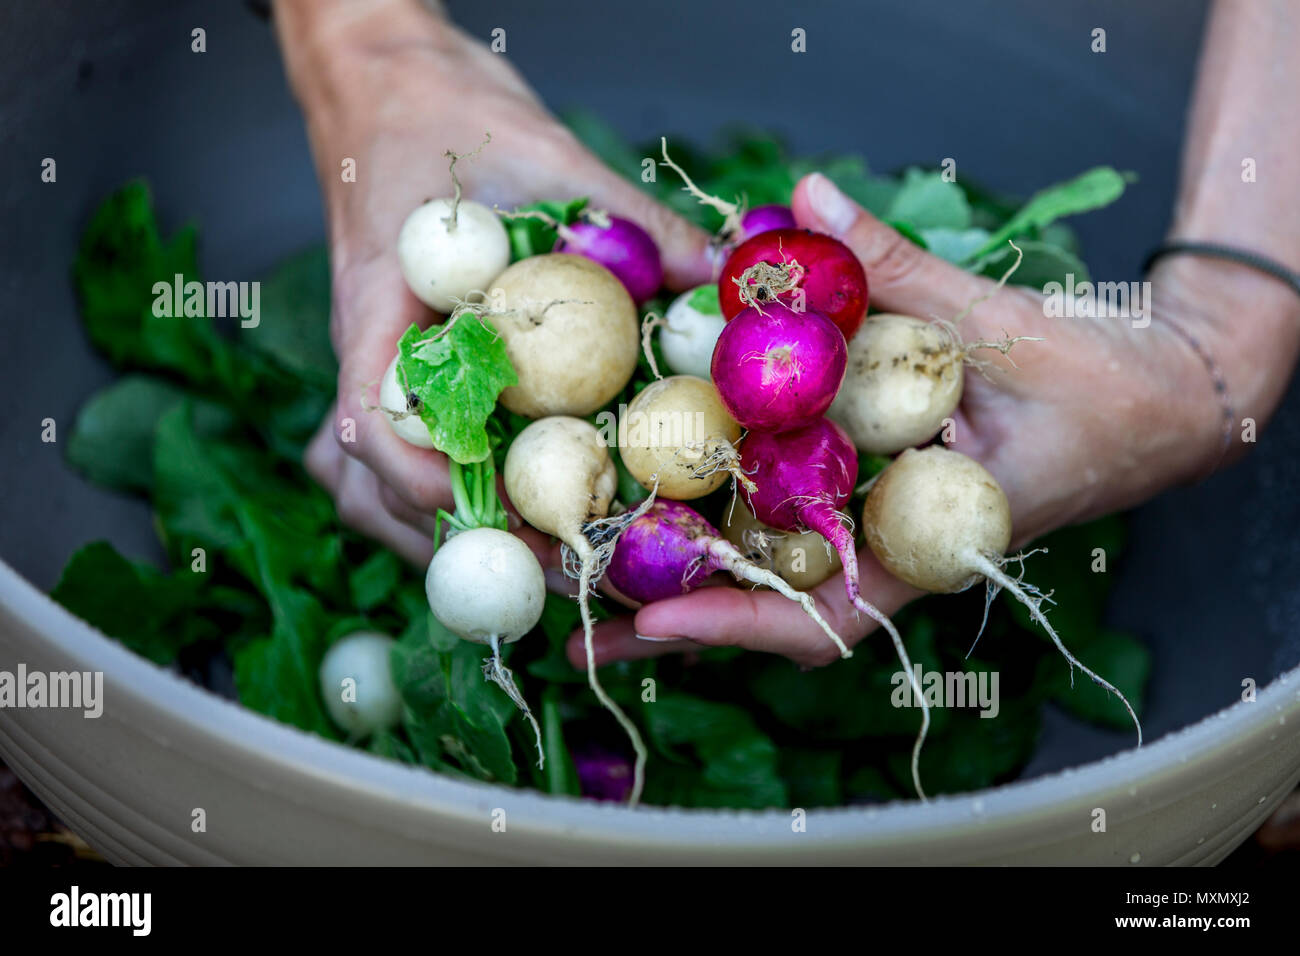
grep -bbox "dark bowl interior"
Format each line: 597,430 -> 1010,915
2,0 -> 1296,782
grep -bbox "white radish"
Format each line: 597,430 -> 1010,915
489,254 -> 640,418
379,354 -> 436,448
318,632 -> 402,739
829,314 -> 964,454
503,416 -> 649,804
829,313 -> 1035,455
863,446 -> 1142,743
397,198 -> 510,313
618,375 -> 742,500
660,286 -> 727,380
425,526 -> 547,766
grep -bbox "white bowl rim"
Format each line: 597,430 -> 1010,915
4,555 -> 1298,847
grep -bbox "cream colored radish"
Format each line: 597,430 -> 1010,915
829,314 -> 965,454
863,446 -> 1142,744
397,198 -> 510,313
318,632 -> 402,739
489,254 -> 639,418
660,286 -> 727,380
503,416 -> 648,803
618,376 -> 742,500
425,527 -> 547,766
379,354 -> 435,448
504,417 -> 617,546
722,496 -> 841,591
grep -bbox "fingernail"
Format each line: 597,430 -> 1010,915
807,172 -> 858,236
634,633 -> 679,643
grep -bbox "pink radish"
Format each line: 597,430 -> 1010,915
709,302 -> 847,432
740,417 -> 930,798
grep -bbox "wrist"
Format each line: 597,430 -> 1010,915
1150,255 -> 1300,472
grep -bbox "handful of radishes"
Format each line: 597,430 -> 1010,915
367,138 -> 1138,807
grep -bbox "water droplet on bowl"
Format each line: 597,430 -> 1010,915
1129,852 -> 1141,864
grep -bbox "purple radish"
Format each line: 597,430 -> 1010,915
574,745 -> 635,802
740,417 -> 930,799
606,499 -> 851,658
556,213 -> 664,304
737,204 -> 796,241
710,302 -> 847,432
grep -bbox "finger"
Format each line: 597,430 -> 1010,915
576,159 -> 715,290
330,257 -> 457,516
791,172 -> 997,321
308,424 -> 437,567
633,552 -> 919,669
564,615 -> 700,670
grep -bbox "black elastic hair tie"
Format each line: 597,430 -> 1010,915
1144,240 -> 1300,298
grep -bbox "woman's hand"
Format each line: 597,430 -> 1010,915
273,0 -> 712,564
571,170 -> 1294,670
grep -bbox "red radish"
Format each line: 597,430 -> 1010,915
741,417 -> 930,798
737,204 -> 796,242
606,499 -> 851,659
719,228 -> 868,341
709,302 -> 847,432
555,212 -> 664,304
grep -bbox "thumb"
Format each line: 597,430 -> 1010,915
792,172 -> 992,320
579,161 -> 715,291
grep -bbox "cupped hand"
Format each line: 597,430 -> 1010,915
570,171 -> 1227,670
283,5 -> 712,564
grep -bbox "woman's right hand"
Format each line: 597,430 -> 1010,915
274,0 -> 712,564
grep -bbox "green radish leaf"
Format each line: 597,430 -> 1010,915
643,693 -> 787,809
348,550 -> 403,612
395,316 -> 518,465
368,730 -> 417,764
886,168 -> 972,230
541,687 -> 581,796
779,748 -> 842,808
243,244 -> 335,388
49,541 -> 216,664
887,692 -> 1041,796
66,375 -> 187,493
974,239 -> 1090,289
886,220 -> 929,249
503,197 -> 588,261
72,181 -> 216,379
687,284 -> 721,315
920,227 -> 992,265
232,586 -> 338,739
966,167 -> 1132,261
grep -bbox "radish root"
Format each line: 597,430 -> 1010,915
734,258 -> 803,313
967,550 -> 1143,746
804,500 -> 929,799
640,311 -> 667,380
706,537 -> 852,659
689,436 -> 757,495
443,131 -> 492,231
484,634 -> 545,769
659,137 -> 745,237
558,486 -> 660,806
